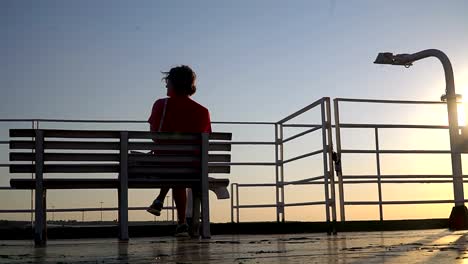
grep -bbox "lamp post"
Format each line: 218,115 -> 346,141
374,49 -> 468,229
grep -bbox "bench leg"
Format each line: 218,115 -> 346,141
200,133 -> 210,238
34,189 -> 47,246
118,187 -> 129,241
190,188 -> 201,238
118,131 -> 129,241
201,179 -> 211,239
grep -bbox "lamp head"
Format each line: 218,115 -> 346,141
374,52 -> 413,67
374,52 -> 395,65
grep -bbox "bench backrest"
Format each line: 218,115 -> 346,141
9,129 -> 232,179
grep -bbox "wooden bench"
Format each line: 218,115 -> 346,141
8,129 -> 232,246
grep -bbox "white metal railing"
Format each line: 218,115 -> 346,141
334,98 -> 467,222
2,97 -> 467,227
230,97 -> 337,229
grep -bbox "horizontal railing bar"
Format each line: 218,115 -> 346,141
342,175 -> 462,179
282,126 -> 322,144
211,121 -> 276,125
284,201 -> 326,207
342,180 -> 467,184
0,206 -> 176,213
236,183 -> 277,187
335,98 -> 449,105
1,181 -> 333,190
0,162 -> 274,167
283,149 -> 324,164
277,98 -> 326,124
5,140 -> 273,146
211,162 -> 276,166
229,141 -> 276,145
282,176 -> 325,185
343,200 -> 468,205
236,182 -> 327,187
0,119 -> 275,125
282,124 -> 320,128
282,181 -> 326,185
339,123 -> 450,129
234,204 -> 277,209
341,149 -> 451,154
9,119 -> 148,123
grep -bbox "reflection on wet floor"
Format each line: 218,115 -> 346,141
1,229 -> 467,263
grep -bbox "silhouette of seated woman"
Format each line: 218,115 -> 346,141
146,65 -> 211,237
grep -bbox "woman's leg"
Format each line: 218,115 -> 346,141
172,187 -> 187,224
147,188 -> 170,216
156,188 -> 170,202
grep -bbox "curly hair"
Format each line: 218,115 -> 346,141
162,65 -> 197,96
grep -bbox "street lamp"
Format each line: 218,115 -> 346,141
374,49 -> 468,230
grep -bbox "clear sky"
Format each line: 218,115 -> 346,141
1,0 -> 468,223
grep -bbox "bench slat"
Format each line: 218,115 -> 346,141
129,166 -> 230,174
129,142 -> 200,151
10,153 -> 120,162
10,164 -> 119,173
10,178 -> 200,189
10,129 -> 121,138
10,129 -> 200,140
10,178 -> 229,189
129,167 -> 200,174
128,131 -> 200,140
10,164 -> 214,174
10,141 -> 222,151
10,152 -> 230,163
10,129 -> 231,141
10,164 -> 230,174
129,154 -> 199,163
10,141 -> 120,150
209,166 -> 230,173
208,154 -> 231,162
208,142 -> 231,151
209,132 -> 232,141
129,154 -> 231,163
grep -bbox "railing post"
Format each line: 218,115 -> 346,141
333,99 -> 346,222
275,123 -> 281,222
118,131 -> 129,241
34,129 -> 46,246
236,184 -> 240,223
321,101 -> 331,233
375,128 -> 384,221
230,183 -> 235,223
231,183 -> 237,223
279,124 -> 285,222
325,98 -> 337,234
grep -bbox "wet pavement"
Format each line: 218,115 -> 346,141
1,229 -> 468,263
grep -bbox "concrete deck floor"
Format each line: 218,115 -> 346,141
1,229 -> 468,263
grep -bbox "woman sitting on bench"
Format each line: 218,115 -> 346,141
146,65 -> 212,237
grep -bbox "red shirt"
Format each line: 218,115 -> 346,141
148,96 -> 212,133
